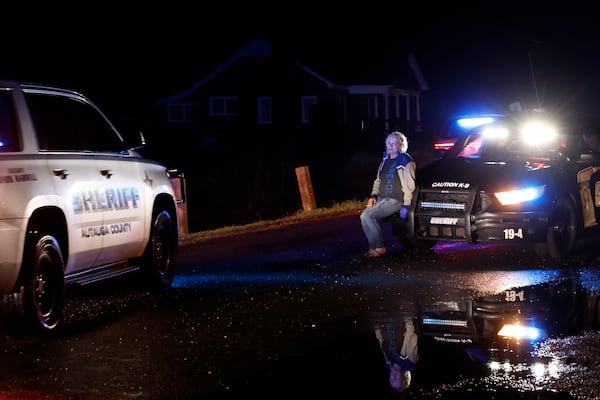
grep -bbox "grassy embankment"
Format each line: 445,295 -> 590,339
181,199 -> 364,241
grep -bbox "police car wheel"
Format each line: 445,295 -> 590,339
143,210 -> 177,289
536,196 -> 577,261
22,235 -> 65,338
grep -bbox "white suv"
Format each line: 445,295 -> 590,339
0,81 -> 183,338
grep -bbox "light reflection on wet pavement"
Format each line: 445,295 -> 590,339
0,214 -> 599,399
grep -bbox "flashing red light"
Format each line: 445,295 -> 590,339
434,141 -> 457,151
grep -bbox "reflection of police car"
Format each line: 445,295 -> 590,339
419,278 -> 591,347
0,81 -> 184,338
406,112 -> 600,260
418,277 -> 598,379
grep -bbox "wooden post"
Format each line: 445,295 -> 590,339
295,165 -> 317,211
169,174 -> 189,236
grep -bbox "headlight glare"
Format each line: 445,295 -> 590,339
520,121 -> 558,146
497,323 -> 545,341
494,185 -> 545,205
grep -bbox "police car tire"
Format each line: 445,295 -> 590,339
143,210 -> 177,289
21,235 -> 65,338
537,196 -> 577,261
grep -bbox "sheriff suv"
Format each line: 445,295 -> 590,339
404,112 -> 600,261
0,81 -> 183,338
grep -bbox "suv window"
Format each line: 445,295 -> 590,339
26,93 -> 124,152
0,91 -> 21,152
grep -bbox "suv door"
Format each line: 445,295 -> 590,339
93,154 -> 147,266
26,90 -> 107,273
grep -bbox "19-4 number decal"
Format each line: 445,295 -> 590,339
503,228 -> 524,239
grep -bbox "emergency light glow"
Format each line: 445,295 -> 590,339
457,117 -> 495,128
497,324 -> 542,340
533,362 -> 546,377
494,185 -> 545,205
434,141 -> 457,151
520,121 -> 558,146
481,126 -> 509,140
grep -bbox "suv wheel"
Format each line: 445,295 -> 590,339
17,235 -> 65,338
143,210 -> 177,289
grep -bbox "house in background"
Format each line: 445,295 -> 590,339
150,37 -> 429,232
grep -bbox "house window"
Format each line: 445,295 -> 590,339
258,97 -> 272,124
210,96 -> 239,116
302,96 -> 318,124
167,103 -> 200,123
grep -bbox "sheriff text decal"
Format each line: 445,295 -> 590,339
73,187 -> 139,214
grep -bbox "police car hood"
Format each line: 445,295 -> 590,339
417,157 -> 554,190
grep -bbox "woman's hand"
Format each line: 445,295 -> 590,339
400,206 -> 410,218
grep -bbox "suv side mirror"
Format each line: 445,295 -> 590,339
127,131 -> 146,152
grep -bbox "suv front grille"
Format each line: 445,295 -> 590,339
420,300 -> 477,341
414,188 -> 484,240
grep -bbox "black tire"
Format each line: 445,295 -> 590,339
19,235 -> 65,338
534,196 -> 577,261
142,210 -> 177,289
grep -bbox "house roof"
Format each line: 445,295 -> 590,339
155,37 -> 428,105
294,38 -> 429,91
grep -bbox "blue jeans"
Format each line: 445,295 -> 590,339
360,197 -> 403,249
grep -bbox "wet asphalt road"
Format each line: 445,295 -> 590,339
0,210 -> 599,399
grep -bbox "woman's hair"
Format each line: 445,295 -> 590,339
389,369 -> 412,392
387,131 -> 409,153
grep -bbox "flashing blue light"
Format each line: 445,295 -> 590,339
457,117 -> 495,128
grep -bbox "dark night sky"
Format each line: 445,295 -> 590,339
2,5 -> 600,124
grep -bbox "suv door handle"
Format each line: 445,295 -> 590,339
52,169 -> 69,179
100,169 -> 113,179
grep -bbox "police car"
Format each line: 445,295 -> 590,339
0,81 -> 183,338
405,112 -> 600,260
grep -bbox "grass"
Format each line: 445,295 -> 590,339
180,199 -> 364,241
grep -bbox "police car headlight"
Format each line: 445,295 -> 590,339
497,323 -> 545,341
520,121 -> 558,146
494,185 -> 545,205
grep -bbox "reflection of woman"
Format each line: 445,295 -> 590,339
374,316 -> 419,392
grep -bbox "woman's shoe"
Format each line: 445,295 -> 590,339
375,247 -> 387,255
364,248 -> 386,258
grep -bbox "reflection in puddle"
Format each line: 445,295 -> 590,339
445,269 -> 563,293
367,272 -> 600,398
